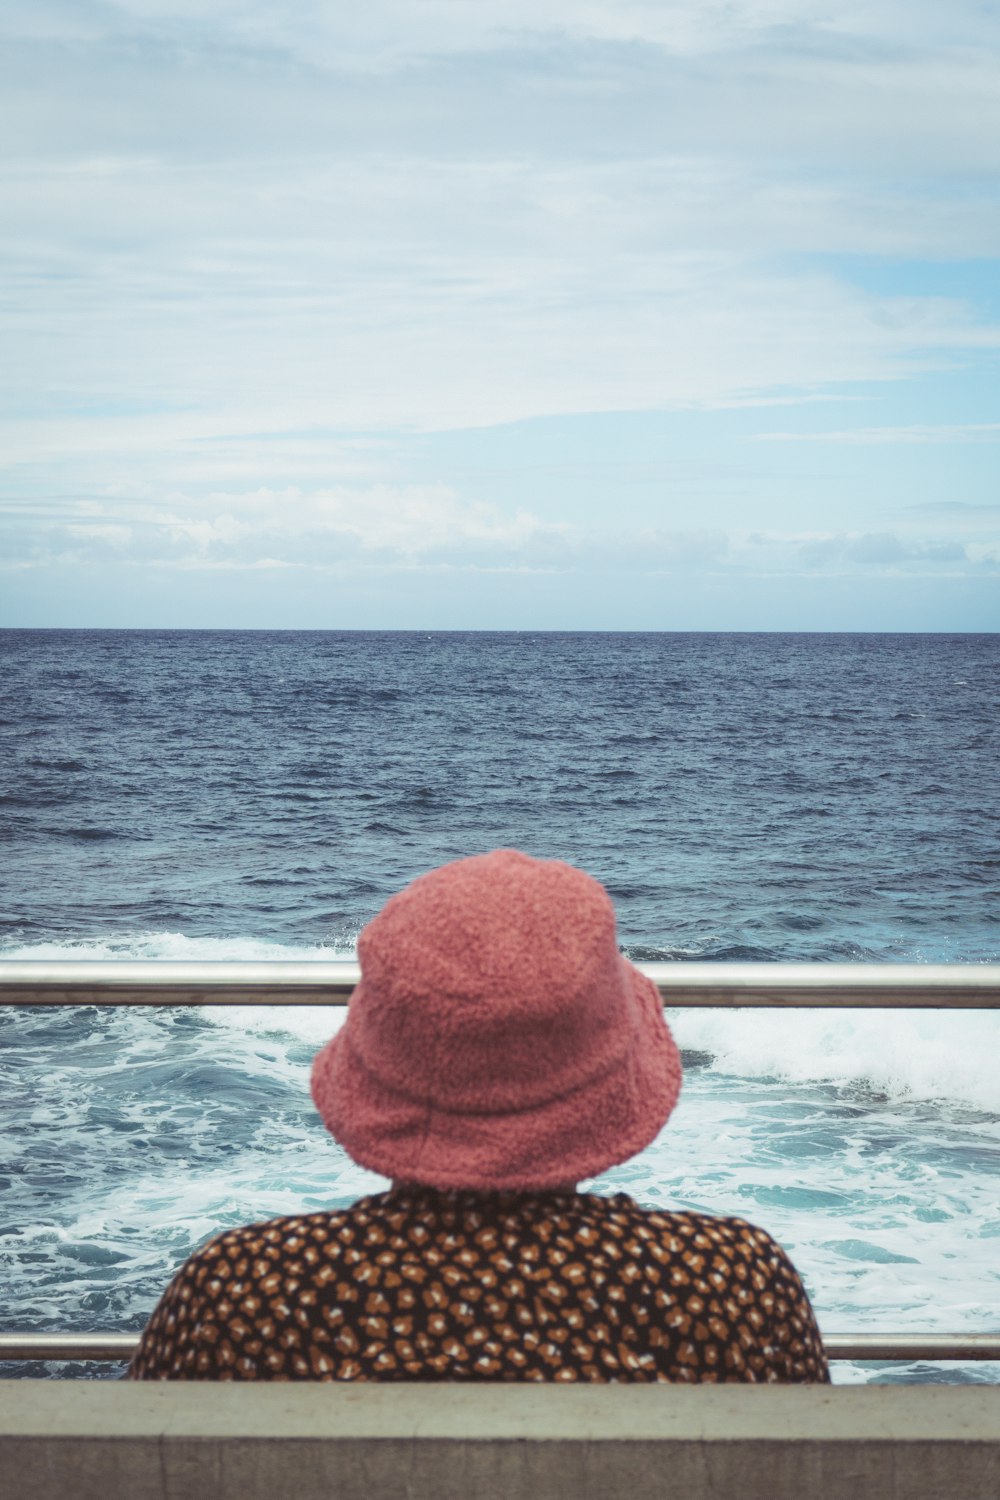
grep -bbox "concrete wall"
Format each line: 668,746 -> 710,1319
1,1381 -> 998,1500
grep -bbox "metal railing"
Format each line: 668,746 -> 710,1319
4,959 -> 1000,1366
3,959 -> 999,1008
2,1333 -> 999,1364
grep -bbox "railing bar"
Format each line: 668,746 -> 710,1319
2,1334 -> 1000,1362
1,961 -> 999,1008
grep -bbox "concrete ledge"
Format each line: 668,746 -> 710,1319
1,1382 -> 998,1500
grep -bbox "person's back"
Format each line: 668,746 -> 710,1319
130,850 -> 829,1385
130,1188 -> 827,1382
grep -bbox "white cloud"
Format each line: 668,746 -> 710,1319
4,1 -> 1000,178
5,487 -> 991,587
159,485 -> 567,556
966,542 -> 1000,566
10,1 -> 1000,64
795,530 -> 978,569
0,485 -> 570,570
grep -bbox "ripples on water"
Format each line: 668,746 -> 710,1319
1,630 -> 998,1382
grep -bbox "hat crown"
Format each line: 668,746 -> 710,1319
351,850 -> 632,1112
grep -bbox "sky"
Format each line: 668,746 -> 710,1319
1,0 -> 998,630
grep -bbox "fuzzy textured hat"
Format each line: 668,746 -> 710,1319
310,849 -> 682,1190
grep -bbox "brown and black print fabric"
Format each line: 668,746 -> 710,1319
128,1188 -> 830,1383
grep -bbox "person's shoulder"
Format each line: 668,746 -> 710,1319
597,1196 -> 792,1259
176,1198 -> 386,1272
651,1208 -> 784,1251
594,1194 -> 766,1237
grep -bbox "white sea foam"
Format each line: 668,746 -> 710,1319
668,1008 -> 1000,1114
0,932 -> 356,962
3,933 -> 998,1111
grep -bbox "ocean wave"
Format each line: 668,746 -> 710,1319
667,1008 -> 1000,1115
0,932 -> 357,962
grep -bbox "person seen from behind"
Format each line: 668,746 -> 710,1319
130,849 -> 830,1383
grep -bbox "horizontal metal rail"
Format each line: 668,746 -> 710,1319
2,960 -> 999,1008
2,1333 -> 999,1364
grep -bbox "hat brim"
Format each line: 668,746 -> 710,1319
310,963 -> 682,1191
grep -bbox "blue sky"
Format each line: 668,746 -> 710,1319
2,1 -> 998,629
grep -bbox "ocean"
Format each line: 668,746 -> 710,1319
1,628 -> 998,1383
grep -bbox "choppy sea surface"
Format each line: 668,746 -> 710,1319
1,629 -> 998,1384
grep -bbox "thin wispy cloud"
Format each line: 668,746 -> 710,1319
757,424 -> 1000,445
8,486 -> 995,582
904,502 -> 1000,516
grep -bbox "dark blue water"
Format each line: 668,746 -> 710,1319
2,630 -> 998,1385
2,629 -> 997,959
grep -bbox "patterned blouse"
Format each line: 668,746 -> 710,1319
128,1188 -> 829,1383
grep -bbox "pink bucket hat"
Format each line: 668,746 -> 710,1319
310,849 -> 682,1191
